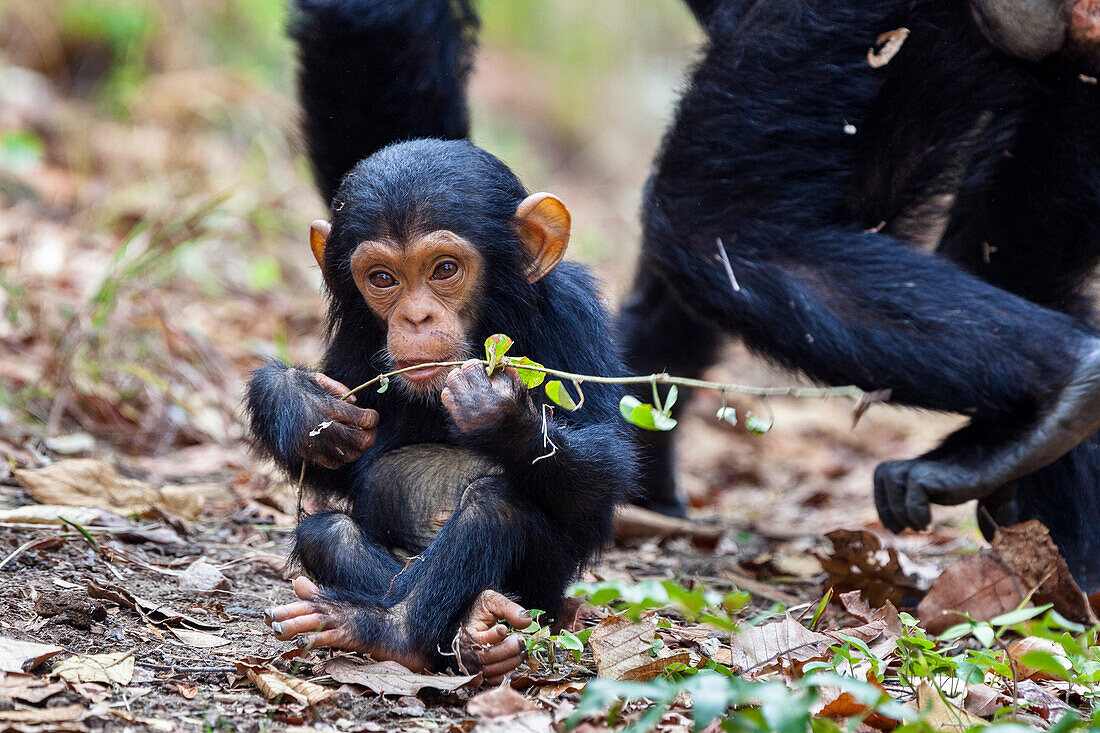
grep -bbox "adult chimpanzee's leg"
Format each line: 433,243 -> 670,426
619,263 -> 723,516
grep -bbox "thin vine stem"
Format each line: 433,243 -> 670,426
341,360 -> 866,402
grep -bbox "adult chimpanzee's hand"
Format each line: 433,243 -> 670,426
299,372 -> 379,469
441,360 -> 534,434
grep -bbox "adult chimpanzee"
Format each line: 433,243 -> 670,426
620,0 -> 1100,590
246,0 -> 635,682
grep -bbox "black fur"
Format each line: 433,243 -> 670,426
623,0 -> 1100,590
247,0 -> 636,667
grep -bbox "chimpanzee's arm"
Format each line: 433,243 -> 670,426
245,360 -> 377,489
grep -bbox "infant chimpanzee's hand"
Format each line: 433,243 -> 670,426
441,360 -> 533,434
299,372 -> 379,469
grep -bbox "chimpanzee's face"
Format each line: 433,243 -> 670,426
349,229 -> 483,393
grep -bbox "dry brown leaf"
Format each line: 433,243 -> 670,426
0,704 -> 86,725
867,28 -> 910,68
245,666 -> 334,705
916,551 -> 1022,635
0,672 -> 67,703
1015,679 -> 1073,721
588,614 -> 692,681
14,459 -> 201,520
962,683 -> 1005,717
992,521 -> 1097,625
173,681 -> 198,699
52,652 -> 135,685
467,685 -> 539,717
834,591 -> 903,658
325,657 -> 478,696
727,615 -> 834,675
914,682 -> 986,731
0,505 -> 102,525
169,628 -> 230,649
1008,637 -> 1071,681
0,636 -> 63,673
177,558 -> 230,592
86,580 -> 221,630
820,530 -> 937,609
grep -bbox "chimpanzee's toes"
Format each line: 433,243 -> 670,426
874,461 -> 911,533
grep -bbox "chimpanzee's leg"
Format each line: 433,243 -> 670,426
619,262 -> 723,516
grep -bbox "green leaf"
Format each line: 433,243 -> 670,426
505,356 -> 546,388
619,396 -> 678,431
989,604 -> 1052,627
484,334 -> 513,372
664,385 -> 679,411
745,412 -> 774,435
376,376 -> 389,394
938,623 -> 975,641
545,380 -> 580,411
716,406 -> 737,426
1019,650 -> 1071,680
972,622 -> 995,647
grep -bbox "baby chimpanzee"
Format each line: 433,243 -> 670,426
247,0 -> 635,682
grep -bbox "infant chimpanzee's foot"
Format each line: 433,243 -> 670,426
455,589 -> 530,685
265,578 -> 530,685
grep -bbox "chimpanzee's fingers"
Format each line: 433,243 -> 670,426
481,651 -> 525,682
297,628 -> 349,651
460,359 -> 494,389
476,634 -> 525,666
271,613 -> 327,640
904,480 -> 931,530
265,601 -> 317,625
501,366 -> 527,397
322,399 -> 379,430
478,590 -> 532,629
873,463 -> 905,533
312,372 -> 356,403
329,422 -> 374,454
466,623 -> 509,647
293,576 -> 322,601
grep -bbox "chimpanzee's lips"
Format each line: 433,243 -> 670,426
394,360 -> 448,384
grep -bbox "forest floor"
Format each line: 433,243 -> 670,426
2,7 -> 1099,730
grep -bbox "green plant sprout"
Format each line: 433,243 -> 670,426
514,609 -> 592,674
341,334 -> 869,435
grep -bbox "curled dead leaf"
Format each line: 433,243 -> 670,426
245,666 -> 334,705
0,636 -> 63,673
1008,637 -> 1071,681
52,652 -> 135,685
325,657 -> 479,696
868,28 -> 910,68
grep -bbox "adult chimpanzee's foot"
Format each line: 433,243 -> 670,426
876,340 -> 1100,532
265,578 -> 529,685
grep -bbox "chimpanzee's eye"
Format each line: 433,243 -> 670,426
368,270 -> 397,288
431,261 -> 459,280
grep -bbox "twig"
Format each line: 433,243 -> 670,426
137,662 -> 236,673
343,360 -> 864,402
715,237 -> 741,293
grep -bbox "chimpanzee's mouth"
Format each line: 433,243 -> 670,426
394,360 -> 449,385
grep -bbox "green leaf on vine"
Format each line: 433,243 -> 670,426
505,356 -> 546,388
484,334 -> 513,373
377,376 -> 389,394
664,385 -> 679,411
745,412 -> 773,435
619,396 -> 677,431
545,380 -> 580,411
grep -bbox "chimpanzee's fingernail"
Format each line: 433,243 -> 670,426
263,608 -> 274,624
271,622 -> 284,635
297,637 -> 313,650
